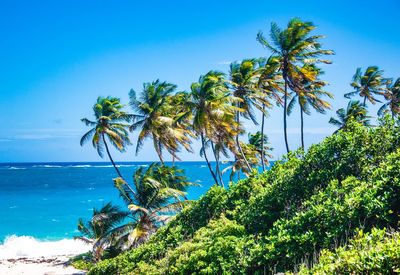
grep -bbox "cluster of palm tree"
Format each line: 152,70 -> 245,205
330,66 -> 400,130
76,163 -> 193,260
80,18 -> 335,188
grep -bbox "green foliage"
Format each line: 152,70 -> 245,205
298,229 -> 400,274
88,121 -> 400,274
70,252 -> 94,271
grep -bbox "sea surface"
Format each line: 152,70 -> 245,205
0,161 -> 259,258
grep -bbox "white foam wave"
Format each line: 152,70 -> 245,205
33,165 -> 62,168
0,235 -> 90,259
8,167 -> 26,170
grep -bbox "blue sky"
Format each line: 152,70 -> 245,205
1,0 -> 399,162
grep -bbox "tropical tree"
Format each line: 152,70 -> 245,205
189,71 -> 238,186
345,66 -> 390,107
222,141 -> 259,181
378,78 -> 400,118
287,64 -> 333,148
329,100 -> 370,132
111,163 -> 194,249
257,18 -> 334,153
248,131 -> 273,167
80,96 -> 131,178
129,80 -> 192,164
75,202 -> 129,261
229,58 -> 269,170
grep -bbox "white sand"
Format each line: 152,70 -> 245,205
0,255 -> 86,275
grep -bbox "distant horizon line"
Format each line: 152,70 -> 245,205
0,160 -> 276,164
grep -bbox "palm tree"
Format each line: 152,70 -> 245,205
189,71 -> 238,186
329,100 -> 370,133
287,64 -> 333,148
80,96 -> 131,178
129,80 -> 192,164
378,78 -> 400,118
345,66 -> 390,107
111,163 -> 194,249
248,131 -> 273,168
229,58 -> 268,170
75,202 -> 129,261
257,18 -> 334,153
163,91 -> 195,164
222,141 -> 259,181
257,56 -> 283,170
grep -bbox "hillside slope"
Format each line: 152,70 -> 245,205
89,119 -> 400,274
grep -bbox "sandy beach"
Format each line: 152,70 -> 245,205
0,255 -> 86,275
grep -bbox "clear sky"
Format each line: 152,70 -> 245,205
1,0 -> 399,162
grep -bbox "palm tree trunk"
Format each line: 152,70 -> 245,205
210,141 -> 224,188
102,133 -> 136,195
102,133 -> 123,178
300,104 -> 305,149
235,108 -> 252,171
283,81 -> 290,153
153,134 -> 164,164
363,96 -> 367,107
260,104 -> 266,171
200,133 -> 219,185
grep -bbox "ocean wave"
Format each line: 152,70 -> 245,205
8,167 -> 26,170
0,235 -> 90,259
32,165 -> 62,168
68,165 -> 92,168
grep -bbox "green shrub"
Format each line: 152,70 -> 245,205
89,120 -> 400,274
298,228 -> 400,274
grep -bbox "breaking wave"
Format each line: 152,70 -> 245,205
0,235 -> 90,259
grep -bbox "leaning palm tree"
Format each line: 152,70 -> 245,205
129,80 -> 192,164
111,163 -> 194,249
345,66 -> 390,107
80,96 -> 131,178
329,100 -> 370,133
257,18 -> 334,153
229,58 -> 268,170
378,78 -> 400,118
287,64 -> 333,148
75,202 -> 129,261
189,71 -> 238,186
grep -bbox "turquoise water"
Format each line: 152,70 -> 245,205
0,161 -> 239,242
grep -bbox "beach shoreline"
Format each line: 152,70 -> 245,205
0,254 -> 86,275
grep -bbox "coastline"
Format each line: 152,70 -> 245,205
0,236 -> 90,274
0,255 -> 86,275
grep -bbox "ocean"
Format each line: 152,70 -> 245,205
0,161 -> 245,258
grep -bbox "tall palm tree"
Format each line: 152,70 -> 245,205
229,58 -> 268,170
111,163 -> 194,249
329,100 -> 370,133
287,64 -> 333,148
257,56 -> 283,170
189,71 -> 238,186
80,96 -> 131,178
75,202 -> 129,261
378,78 -> 400,118
129,80 -> 192,164
345,66 -> 390,107
257,18 -> 334,153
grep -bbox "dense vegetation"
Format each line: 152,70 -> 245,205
76,17 -> 400,273
87,119 -> 400,274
